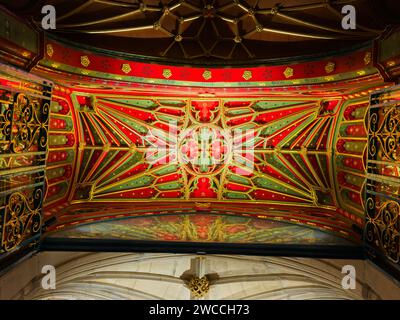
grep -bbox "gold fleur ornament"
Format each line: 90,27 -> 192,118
283,67 -> 294,78
325,62 -> 335,74
202,70 -> 212,80
46,44 -> 54,58
242,70 -> 252,80
163,69 -> 172,79
80,55 -> 90,68
121,63 -> 131,74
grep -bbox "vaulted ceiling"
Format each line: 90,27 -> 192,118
20,254 -> 371,300
3,0 -> 400,62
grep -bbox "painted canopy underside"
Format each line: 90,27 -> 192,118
33,37 -> 388,248
3,25 -> 398,249
46,213 -> 355,246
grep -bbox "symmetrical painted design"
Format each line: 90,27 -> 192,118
47,213 -> 354,246
69,94 -> 341,208
44,200 -> 361,243
1,5 -> 400,276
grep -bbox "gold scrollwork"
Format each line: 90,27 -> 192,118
365,197 -> 400,263
188,276 -> 210,298
7,94 -> 49,153
0,103 -> 13,147
368,106 -> 400,162
1,189 -> 43,252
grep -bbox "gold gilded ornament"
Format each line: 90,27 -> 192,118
364,52 -> 372,65
121,63 -> 131,74
242,70 -> 252,80
163,69 -> 172,79
387,61 -> 396,67
46,44 -> 54,57
188,276 -> 210,298
202,70 -> 212,80
283,67 -> 294,78
80,55 -> 90,68
325,62 -> 335,74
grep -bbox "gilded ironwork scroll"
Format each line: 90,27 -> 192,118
0,63 -> 52,255
1,188 -> 43,252
366,198 -> 399,263
365,85 -> 400,275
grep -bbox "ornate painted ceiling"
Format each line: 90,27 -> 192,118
0,3 -> 399,279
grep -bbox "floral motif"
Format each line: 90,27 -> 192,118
242,70 -> 252,80
121,63 -> 131,74
283,67 -> 294,78
163,68 -> 172,79
202,70 -> 212,80
325,62 -> 335,74
80,55 -> 90,68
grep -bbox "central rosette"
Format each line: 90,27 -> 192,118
178,124 -> 232,175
